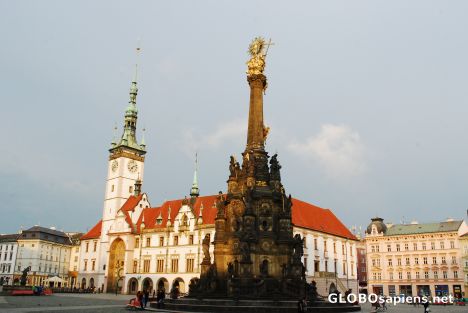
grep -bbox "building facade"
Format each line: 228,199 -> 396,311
0,234 -> 19,286
356,238 -> 367,294
15,226 -> 73,287
365,217 -> 467,298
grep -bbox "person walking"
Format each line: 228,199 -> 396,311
423,299 -> 430,313
143,289 -> 150,308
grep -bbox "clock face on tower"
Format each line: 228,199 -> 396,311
111,160 -> 118,172
127,160 -> 138,173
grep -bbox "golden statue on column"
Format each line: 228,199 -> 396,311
246,37 -> 273,76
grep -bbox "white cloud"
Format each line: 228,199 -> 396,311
179,118 -> 247,157
288,124 -> 367,179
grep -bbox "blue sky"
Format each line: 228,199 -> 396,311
1,0 -> 468,234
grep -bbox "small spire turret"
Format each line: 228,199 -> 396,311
190,153 -> 200,197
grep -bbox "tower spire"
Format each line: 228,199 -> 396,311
190,153 -> 200,197
110,43 -> 145,154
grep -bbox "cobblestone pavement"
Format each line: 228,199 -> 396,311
360,302 -> 467,313
0,294 -> 466,313
0,293 -> 130,313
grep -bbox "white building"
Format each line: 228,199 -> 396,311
0,234 -> 19,286
76,66 -> 358,296
15,226 -> 73,287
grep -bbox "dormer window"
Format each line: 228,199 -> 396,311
182,214 -> 189,227
156,214 -> 163,225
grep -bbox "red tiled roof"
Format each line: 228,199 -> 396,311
120,194 -> 144,230
132,194 -> 355,240
81,220 -> 102,240
136,195 -> 218,231
291,198 -> 357,240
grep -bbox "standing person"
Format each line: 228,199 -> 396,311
137,290 -> 144,310
143,289 -> 149,308
423,299 -> 430,313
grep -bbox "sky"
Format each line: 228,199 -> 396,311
1,0 -> 468,235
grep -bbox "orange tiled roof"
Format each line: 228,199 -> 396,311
291,198 -> 357,240
119,194 -> 144,229
135,194 -> 356,240
136,195 -> 218,230
81,220 -> 102,240
85,194 -> 356,241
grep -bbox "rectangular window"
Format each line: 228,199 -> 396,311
85,242 -> 89,253
93,241 -> 97,252
314,239 -> 318,250
342,244 -> 345,254
333,243 -> 336,253
422,243 -> 426,250
432,257 -> 437,264
189,235 -> 194,245
186,258 -> 194,272
146,237 -> 151,247
434,271 -> 438,279
388,259 -> 393,266
396,244 -> 400,251
413,243 -> 418,251
171,259 -> 179,273
406,272 -> 411,279
405,257 -> 410,265
424,271 -> 429,279
324,241 -> 327,252
350,246 -> 354,256
157,259 -> 164,273
174,236 -> 178,246
416,272 -> 420,279
133,260 -> 138,273
159,236 -> 164,246
450,241 -> 455,249
431,242 -> 435,250
443,271 -> 447,279
454,271 -> 458,278
423,257 -> 428,265
398,272 -> 403,279
389,272 -> 393,280
84,260 -> 88,271
451,256 -> 456,265
440,242 -> 444,249
397,258 -> 402,266
91,260 -> 95,271
441,256 -> 446,264
135,238 -> 140,248
143,259 -> 150,273
404,243 -> 409,251
129,186 -> 133,193
387,244 -> 391,252
415,257 -> 419,265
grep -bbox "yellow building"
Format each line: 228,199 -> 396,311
365,217 -> 466,298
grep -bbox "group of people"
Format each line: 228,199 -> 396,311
133,289 -> 150,310
127,287 -> 168,310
